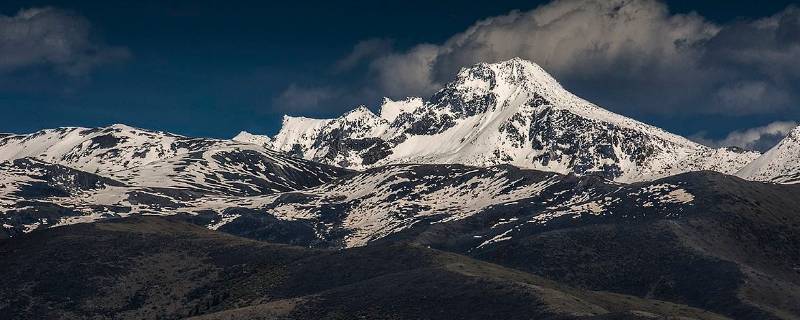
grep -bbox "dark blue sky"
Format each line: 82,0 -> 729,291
1,0 -> 798,148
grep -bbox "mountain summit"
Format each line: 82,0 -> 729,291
237,58 -> 759,182
738,124 -> 800,183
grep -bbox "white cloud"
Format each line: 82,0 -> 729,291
431,0 -> 716,79
0,7 -> 130,76
365,0 -> 721,105
369,44 -> 441,98
692,121 -> 798,151
703,6 -> 800,82
272,84 -> 338,112
339,0 -> 800,116
714,81 -> 790,114
333,38 -> 393,72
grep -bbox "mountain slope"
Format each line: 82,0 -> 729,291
0,216 -> 730,320
1,123 -> 798,318
0,125 -> 352,237
0,124 -> 215,174
249,164 -> 565,247
737,125 -> 800,184
155,165 -> 800,319
2,162 -> 799,318
0,158 -> 128,238
375,171 -> 800,319
0,124 -> 351,193
0,124 -> 348,181
106,142 -> 351,196
238,58 -> 759,182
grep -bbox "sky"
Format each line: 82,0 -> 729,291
1,0 -> 799,151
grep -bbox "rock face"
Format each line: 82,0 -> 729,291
737,125 -> 800,184
241,58 -> 759,182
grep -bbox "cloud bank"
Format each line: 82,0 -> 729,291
272,84 -> 339,112
283,0 -> 800,120
0,7 -> 130,77
692,121 -> 798,152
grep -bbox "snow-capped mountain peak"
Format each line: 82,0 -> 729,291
240,58 -> 760,181
438,58 -> 695,146
451,57 -> 560,100
0,125 -> 208,174
233,131 -> 273,147
343,105 -> 378,120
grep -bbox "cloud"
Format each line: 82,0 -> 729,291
714,81 -> 790,114
361,0 -> 722,105
703,6 -> 800,80
430,0 -> 716,82
272,84 -> 339,112
332,0 -> 800,116
692,121 -> 798,151
333,38 -> 393,73
368,44 -> 441,97
0,7 -> 130,77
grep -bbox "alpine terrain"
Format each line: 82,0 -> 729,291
1,58 -> 799,319
236,58 -> 760,182
737,125 -> 800,184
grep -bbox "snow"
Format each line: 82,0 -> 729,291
0,146 -> 702,251
0,125 -> 207,175
667,189 -> 694,203
269,115 -> 333,154
737,125 -> 800,184
477,229 -> 514,248
379,97 -> 424,122
0,124 -> 352,236
262,165 -> 560,247
628,183 -> 695,206
232,131 -> 272,148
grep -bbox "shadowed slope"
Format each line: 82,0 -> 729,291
0,216 -> 727,320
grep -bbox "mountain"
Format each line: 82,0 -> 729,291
104,141 -> 351,196
0,124 -> 352,237
0,68 -> 797,318
737,125 -> 800,184
236,58 -> 760,182
3,161 -> 799,318
0,124 -> 213,174
1,122 -> 799,318
232,130 -> 272,148
391,171 -> 800,319
199,168 -> 800,318
0,124 -> 350,192
0,215 -> 731,319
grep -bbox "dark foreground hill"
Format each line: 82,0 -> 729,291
386,172 -> 800,319
0,216 -> 729,320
